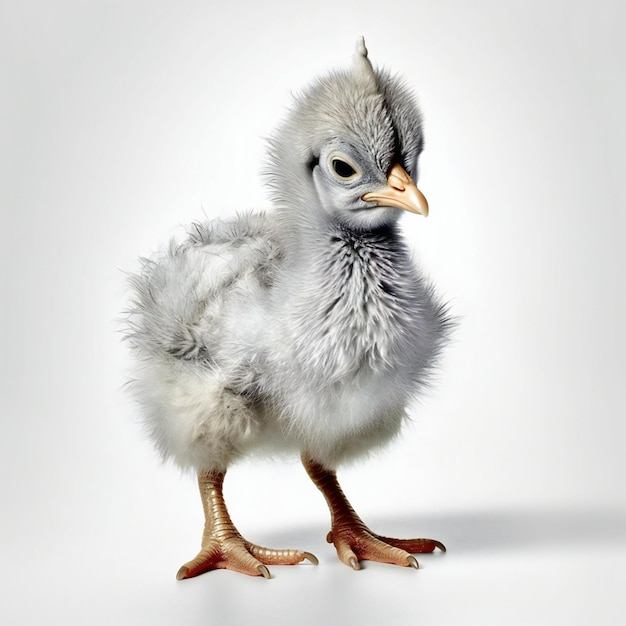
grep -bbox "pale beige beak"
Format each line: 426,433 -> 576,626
361,163 -> 429,216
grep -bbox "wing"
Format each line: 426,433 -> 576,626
125,211 -> 280,365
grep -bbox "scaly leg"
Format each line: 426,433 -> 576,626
303,455 -> 445,570
176,470 -> 318,580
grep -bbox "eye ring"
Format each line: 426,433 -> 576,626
328,153 -> 360,181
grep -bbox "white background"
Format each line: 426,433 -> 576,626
1,1 -> 625,624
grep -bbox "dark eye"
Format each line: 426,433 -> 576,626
331,158 -> 357,179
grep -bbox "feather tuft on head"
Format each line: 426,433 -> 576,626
352,36 -> 377,90
354,36 -> 368,58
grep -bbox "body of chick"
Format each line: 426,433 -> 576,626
127,207 -> 449,472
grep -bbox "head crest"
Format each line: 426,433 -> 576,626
352,36 -> 378,90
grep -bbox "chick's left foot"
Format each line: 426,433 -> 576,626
303,455 -> 445,571
327,523 -> 445,570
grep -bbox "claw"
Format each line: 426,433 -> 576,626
257,564 -> 271,579
435,540 -> 447,552
349,556 -> 360,571
326,531 -> 334,543
407,555 -> 419,569
176,566 -> 189,581
303,552 -> 319,565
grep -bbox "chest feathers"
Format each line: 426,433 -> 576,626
286,226 -> 425,385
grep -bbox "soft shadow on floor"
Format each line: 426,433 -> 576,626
252,506 -> 626,555
398,507 -> 626,553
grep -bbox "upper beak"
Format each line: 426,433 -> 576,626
361,163 -> 429,216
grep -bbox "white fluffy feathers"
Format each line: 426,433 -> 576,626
124,43 -> 451,472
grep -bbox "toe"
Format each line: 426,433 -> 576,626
176,545 -> 221,580
246,544 -> 318,566
374,536 -> 447,554
335,539 -> 361,570
355,535 -> 414,567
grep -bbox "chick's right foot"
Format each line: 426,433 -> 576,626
178,470 -> 317,580
177,534 -> 317,580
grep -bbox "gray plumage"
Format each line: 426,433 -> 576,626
125,39 -> 451,475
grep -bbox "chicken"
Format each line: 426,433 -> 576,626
125,38 -> 451,579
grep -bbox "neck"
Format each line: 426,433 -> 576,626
275,201 -> 402,268
273,202 -> 413,326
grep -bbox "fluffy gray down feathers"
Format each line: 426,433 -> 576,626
124,43 -> 451,472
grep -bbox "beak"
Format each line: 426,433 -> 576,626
361,163 -> 429,216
